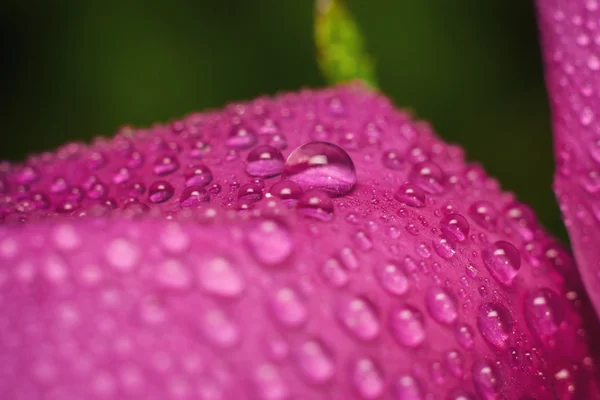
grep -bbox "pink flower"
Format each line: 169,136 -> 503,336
0,1 -> 598,399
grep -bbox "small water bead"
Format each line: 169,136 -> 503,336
155,259 -> 192,290
472,360 -> 502,400
113,168 -> 132,184
209,183 -> 222,195
253,363 -> 289,400
197,256 -> 244,298
245,145 -> 285,178
297,190 -> 334,221
246,219 -> 293,266
269,134 -> 288,150
409,161 -> 445,194
440,214 -> 469,242
477,302 -> 513,349
351,358 -> 384,400
433,236 -> 456,260
184,164 -> 213,187
267,180 -> 303,206
227,125 -> 257,149
392,374 -> 424,400
127,182 -> 146,197
445,350 -> 464,378
153,155 -> 180,176
148,181 -> 174,203
270,287 -> 307,328
469,201 -> 498,231
524,288 -> 565,341
455,324 -> 475,349
394,184 -> 426,208
338,296 -> 380,341
353,231 -> 373,252
382,150 -> 403,170
179,186 -> 209,207
481,241 -> 521,285
425,287 -> 458,325
238,183 -> 263,202
198,308 -> 240,348
321,258 -> 349,287
389,305 -> 426,348
295,339 -> 336,384
375,260 -> 408,296
282,141 -> 356,197
446,389 -> 476,400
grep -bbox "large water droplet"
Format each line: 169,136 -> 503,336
394,184 -> 426,208
295,339 -> 335,384
246,145 -> 285,178
351,358 -> 384,400
297,190 -> 334,221
245,219 -> 293,266
338,296 -> 381,341
440,214 -> 469,242
409,161 -> 445,194
477,302 -> 513,349
270,287 -> 307,328
524,288 -> 565,342
282,141 -> 356,197
389,305 -> 426,348
425,287 -> 458,325
374,260 -> 409,296
197,256 -> 244,298
481,241 -> 521,285
472,360 -> 502,400
392,374 -> 424,400
148,181 -> 174,204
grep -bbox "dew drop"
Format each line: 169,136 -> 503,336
295,339 -> 335,384
184,163 -> 213,187
394,183 -> 426,208
392,374 -> 424,400
270,287 -> 307,328
246,145 -> 285,178
481,241 -> 521,285
297,190 -> 334,221
282,141 -> 356,197
105,238 -> 139,272
409,161 -> 445,194
246,219 -> 293,266
432,236 -> 456,260
477,302 -> 513,349
445,350 -> 464,378
321,258 -> 349,287
524,288 -> 565,342
227,125 -> 257,149
198,308 -> 239,348
374,260 -> 409,296
389,305 -> 426,348
382,149 -> 404,170
197,256 -> 244,298
338,296 -> 380,341
353,231 -> 373,252
179,185 -> 209,207
504,203 -> 536,241
455,323 -> 475,349
351,358 -> 384,400
253,363 -> 289,400
472,360 -> 502,400
267,180 -> 304,206
469,201 -> 498,231
238,183 -> 263,202
155,259 -> 192,290
153,155 -> 180,176
425,287 -> 458,325
440,214 -> 469,242
148,181 -> 174,204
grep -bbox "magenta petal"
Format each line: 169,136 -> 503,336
0,85 -> 598,398
537,0 -> 600,318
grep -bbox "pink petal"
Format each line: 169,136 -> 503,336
537,0 -> 600,318
0,85 -> 598,398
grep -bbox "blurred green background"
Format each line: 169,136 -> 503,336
0,1 -> 566,240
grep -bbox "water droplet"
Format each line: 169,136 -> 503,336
524,288 -> 565,341
179,185 -> 209,207
184,164 -> 213,187
297,190 -> 334,221
253,363 -> 289,400
389,305 -> 426,348
446,389 -> 476,400
246,145 -> 285,178
433,236 -> 456,259
270,287 -> 307,328
246,219 -> 293,266
469,201 -> 498,231
375,260 -> 408,296
353,231 -> 373,252
338,296 -> 380,341
455,323 -> 475,349
198,308 -> 239,348
155,259 -> 192,289
267,180 -> 304,206
482,241 -> 521,285
339,247 -> 359,270
351,358 -> 384,400
197,256 -> 244,298
409,161 -> 445,194
504,203 -> 537,241
382,149 -> 403,170
477,302 -> 513,349
321,258 -> 349,287
440,214 -> 469,242
445,350 -> 464,378
153,155 -> 179,176
105,238 -> 139,272
148,181 -> 174,204
472,360 -> 502,400
426,287 -> 458,325
282,141 -> 356,197
227,125 -> 257,149
392,374 -> 424,400
295,339 -> 335,384
238,183 -> 263,202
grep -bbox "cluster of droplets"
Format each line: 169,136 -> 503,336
0,85 -> 598,399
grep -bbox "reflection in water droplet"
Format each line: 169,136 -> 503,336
482,241 -> 521,285
394,183 -> 426,208
148,181 -> 174,204
338,297 -> 380,341
246,145 -> 285,178
184,164 -> 213,187
282,141 -> 356,197
440,214 -> 469,242
246,219 -> 293,266
477,303 -> 513,349
409,161 -> 445,194
433,236 -> 456,260
389,305 -> 426,348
